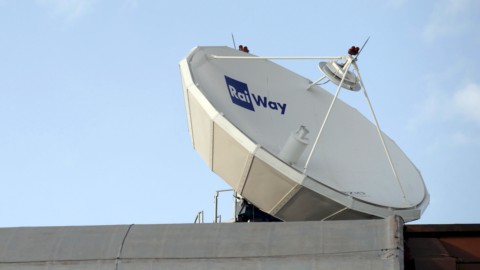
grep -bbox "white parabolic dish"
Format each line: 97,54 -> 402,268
179,46 -> 429,222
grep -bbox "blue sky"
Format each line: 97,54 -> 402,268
0,0 -> 479,227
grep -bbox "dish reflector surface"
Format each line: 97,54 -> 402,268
180,46 -> 429,221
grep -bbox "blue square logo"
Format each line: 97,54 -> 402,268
225,76 -> 255,112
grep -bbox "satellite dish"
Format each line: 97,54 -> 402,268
179,46 -> 429,222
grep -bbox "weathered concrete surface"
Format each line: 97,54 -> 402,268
0,216 -> 404,270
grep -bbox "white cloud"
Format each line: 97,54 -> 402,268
407,81 -> 480,147
408,81 -> 480,127
36,0 -> 97,21
423,0 -> 479,42
453,83 -> 480,125
451,131 -> 480,146
406,77 -> 453,131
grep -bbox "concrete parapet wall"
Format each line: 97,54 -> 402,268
0,216 -> 404,270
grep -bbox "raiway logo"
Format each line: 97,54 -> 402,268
224,76 -> 287,115
225,76 -> 255,112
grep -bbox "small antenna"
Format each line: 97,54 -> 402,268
231,33 -> 237,49
353,36 -> 370,61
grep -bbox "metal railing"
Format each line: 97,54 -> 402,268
194,211 -> 204,223
214,189 -> 234,223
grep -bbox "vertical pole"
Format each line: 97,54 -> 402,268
233,192 -> 237,222
231,33 -> 236,49
214,192 -> 219,223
